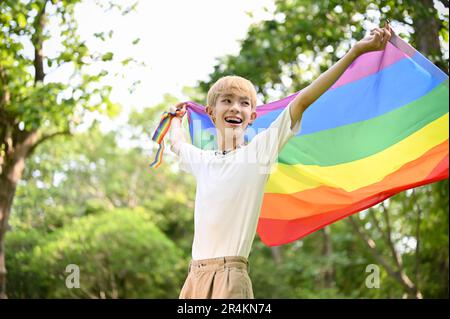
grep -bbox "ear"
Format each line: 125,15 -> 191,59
249,110 -> 257,125
205,105 -> 215,123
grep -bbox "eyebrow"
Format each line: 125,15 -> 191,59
220,94 -> 250,101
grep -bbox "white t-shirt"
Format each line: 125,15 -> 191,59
178,102 -> 301,260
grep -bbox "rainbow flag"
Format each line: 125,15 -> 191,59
150,109 -> 186,168
184,33 -> 449,246
149,112 -> 171,168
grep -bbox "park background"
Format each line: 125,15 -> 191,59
0,0 -> 448,298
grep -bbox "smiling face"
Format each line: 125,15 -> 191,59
205,76 -> 258,150
207,92 -> 257,136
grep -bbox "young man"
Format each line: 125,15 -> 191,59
170,23 -> 392,299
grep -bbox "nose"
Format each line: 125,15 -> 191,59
229,101 -> 240,112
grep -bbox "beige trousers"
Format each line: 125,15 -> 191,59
179,256 -> 254,299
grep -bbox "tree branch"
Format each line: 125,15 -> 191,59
32,0 -> 49,84
380,202 -> 422,297
28,129 -> 72,156
380,202 -> 404,270
348,215 -> 421,298
0,66 -> 10,111
411,189 -> 423,291
348,216 -> 399,278
368,208 -> 384,237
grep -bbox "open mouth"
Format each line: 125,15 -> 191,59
224,116 -> 243,125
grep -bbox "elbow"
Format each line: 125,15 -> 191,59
170,141 -> 181,156
169,142 -> 176,153
295,94 -> 311,111
290,98 -> 308,124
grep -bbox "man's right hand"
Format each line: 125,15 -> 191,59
170,102 -> 187,118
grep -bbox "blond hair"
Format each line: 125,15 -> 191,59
207,75 -> 257,109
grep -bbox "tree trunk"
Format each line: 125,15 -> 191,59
0,129 -> 39,298
0,0 -> 48,299
270,246 -> 283,265
0,174 -> 15,299
413,0 -> 449,74
321,226 -> 335,288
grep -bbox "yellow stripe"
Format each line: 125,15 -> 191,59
265,113 -> 449,194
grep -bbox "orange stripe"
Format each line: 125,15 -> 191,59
157,119 -> 172,143
260,140 -> 449,220
257,152 -> 449,246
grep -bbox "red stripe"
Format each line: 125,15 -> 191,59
257,154 -> 449,246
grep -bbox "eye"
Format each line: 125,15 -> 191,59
242,101 -> 250,106
222,99 -> 231,103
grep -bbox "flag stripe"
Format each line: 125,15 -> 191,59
187,62 -> 446,147
257,153 -> 449,246
182,34 -> 449,246
253,59 -> 445,135
261,140 -> 448,220
255,43 -> 408,115
329,42 -> 408,89
265,114 -> 448,194
254,42 -> 409,116
279,81 -> 448,165
255,36 -> 447,117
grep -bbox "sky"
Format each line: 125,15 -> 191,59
43,0 -> 276,132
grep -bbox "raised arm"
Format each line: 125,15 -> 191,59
169,102 -> 188,156
289,23 -> 393,126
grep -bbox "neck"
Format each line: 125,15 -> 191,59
217,132 -> 245,151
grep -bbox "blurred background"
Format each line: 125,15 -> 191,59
0,0 -> 448,299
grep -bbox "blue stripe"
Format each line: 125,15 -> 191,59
188,55 -> 447,147
253,57 -> 444,135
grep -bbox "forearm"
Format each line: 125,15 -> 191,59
169,117 -> 187,155
290,46 -> 361,123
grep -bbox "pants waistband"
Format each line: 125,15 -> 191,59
189,256 -> 249,272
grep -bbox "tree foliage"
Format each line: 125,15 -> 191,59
2,0 -> 448,299
7,209 -> 185,298
199,0 -> 448,102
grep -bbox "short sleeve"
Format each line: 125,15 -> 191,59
251,101 -> 301,170
178,142 -> 204,177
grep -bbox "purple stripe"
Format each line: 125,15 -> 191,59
247,36 -> 411,117
330,41 -> 408,89
256,92 -> 299,116
389,32 -> 416,57
186,101 -> 206,113
184,33 -> 421,118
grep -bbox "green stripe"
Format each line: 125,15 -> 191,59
279,80 -> 449,166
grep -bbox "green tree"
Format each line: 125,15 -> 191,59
7,94 -> 197,297
7,209 -> 185,298
12,111 -> 196,250
345,181 -> 448,298
0,0 -> 137,298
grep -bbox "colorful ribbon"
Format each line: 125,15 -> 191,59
150,108 -> 186,168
